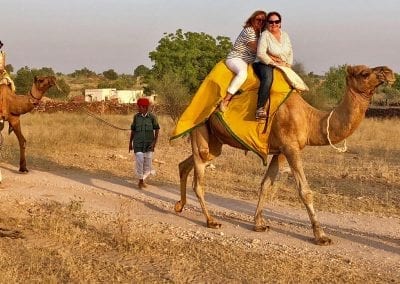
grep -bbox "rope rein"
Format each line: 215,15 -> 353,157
81,107 -> 131,131
326,109 -> 347,153
78,103 -> 156,131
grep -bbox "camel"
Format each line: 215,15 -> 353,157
174,65 -> 395,245
0,76 -> 57,172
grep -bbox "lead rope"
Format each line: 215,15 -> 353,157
81,106 -> 131,131
78,101 -> 156,131
326,109 -> 347,153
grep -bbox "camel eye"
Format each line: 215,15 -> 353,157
360,70 -> 371,78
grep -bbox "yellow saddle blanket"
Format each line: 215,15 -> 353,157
171,61 -> 305,164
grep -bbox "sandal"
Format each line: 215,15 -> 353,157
255,107 -> 267,120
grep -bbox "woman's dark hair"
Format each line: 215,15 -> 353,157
244,10 -> 267,31
267,11 -> 282,22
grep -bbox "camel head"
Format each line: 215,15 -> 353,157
33,76 -> 57,93
29,76 -> 57,104
346,65 -> 395,100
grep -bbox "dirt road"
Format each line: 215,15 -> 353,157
1,163 -> 399,282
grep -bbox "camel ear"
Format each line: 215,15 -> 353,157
34,75 -> 38,82
346,65 -> 353,75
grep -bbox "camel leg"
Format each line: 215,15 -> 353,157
191,128 -> 221,229
254,154 -> 283,232
8,116 -> 28,173
283,148 -> 332,245
174,155 -> 194,213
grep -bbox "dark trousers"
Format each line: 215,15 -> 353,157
252,62 -> 274,109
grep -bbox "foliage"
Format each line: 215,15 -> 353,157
149,29 -> 232,93
102,69 -> 118,80
393,73 -> 400,91
97,74 -> 137,89
148,71 -> 191,122
14,66 -> 69,99
134,64 -> 150,78
317,65 -> 347,104
5,64 -> 13,73
47,78 -> 70,99
301,74 -> 328,109
291,61 -> 306,77
69,67 -> 97,78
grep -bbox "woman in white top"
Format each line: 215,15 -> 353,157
253,11 -> 293,119
220,10 -> 267,112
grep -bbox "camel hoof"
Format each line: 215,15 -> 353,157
315,236 -> 333,246
174,201 -> 184,213
207,220 -> 222,229
254,224 -> 269,232
19,168 -> 29,173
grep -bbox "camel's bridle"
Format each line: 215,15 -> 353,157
29,90 -> 42,105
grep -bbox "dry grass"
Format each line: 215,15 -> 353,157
1,112 -> 399,217
0,199 -> 395,283
0,112 -> 399,282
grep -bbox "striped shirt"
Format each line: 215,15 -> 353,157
227,27 -> 258,64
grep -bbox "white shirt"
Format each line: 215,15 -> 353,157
256,30 -> 293,66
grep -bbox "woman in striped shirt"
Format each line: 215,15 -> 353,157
220,10 -> 267,112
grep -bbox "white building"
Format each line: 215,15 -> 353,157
84,89 -> 144,103
84,88 -> 116,102
112,90 -> 144,104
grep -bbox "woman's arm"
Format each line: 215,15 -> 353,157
256,31 -> 274,65
247,40 -> 258,53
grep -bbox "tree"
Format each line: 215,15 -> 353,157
149,29 -> 232,93
97,74 -> 136,89
291,61 -> 306,77
47,78 -> 70,99
5,64 -> 13,73
317,65 -> 347,103
148,71 -> 191,122
14,66 -> 69,99
102,69 -> 118,80
69,67 -> 97,78
393,73 -> 400,91
14,66 -> 37,94
134,65 -> 150,78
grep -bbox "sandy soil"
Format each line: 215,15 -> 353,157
0,163 -> 399,281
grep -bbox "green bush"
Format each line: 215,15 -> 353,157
148,71 -> 191,123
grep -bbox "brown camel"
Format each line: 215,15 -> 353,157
0,76 -> 57,172
174,65 -> 395,245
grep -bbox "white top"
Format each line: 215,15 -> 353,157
256,30 -> 293,66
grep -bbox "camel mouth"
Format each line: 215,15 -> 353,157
387,78 -> 396,86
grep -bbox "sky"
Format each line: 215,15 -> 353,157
1,0 -> 400,75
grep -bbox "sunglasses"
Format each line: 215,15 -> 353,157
268,20 -> 281,24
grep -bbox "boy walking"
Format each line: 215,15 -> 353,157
129,97 -> 160,189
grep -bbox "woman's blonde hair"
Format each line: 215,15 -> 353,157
244,10 -> 267,31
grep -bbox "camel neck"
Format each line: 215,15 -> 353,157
323,87 -> 371,144
29,86 -> 42,105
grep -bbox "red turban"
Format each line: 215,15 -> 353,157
137,97 -> 150,107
